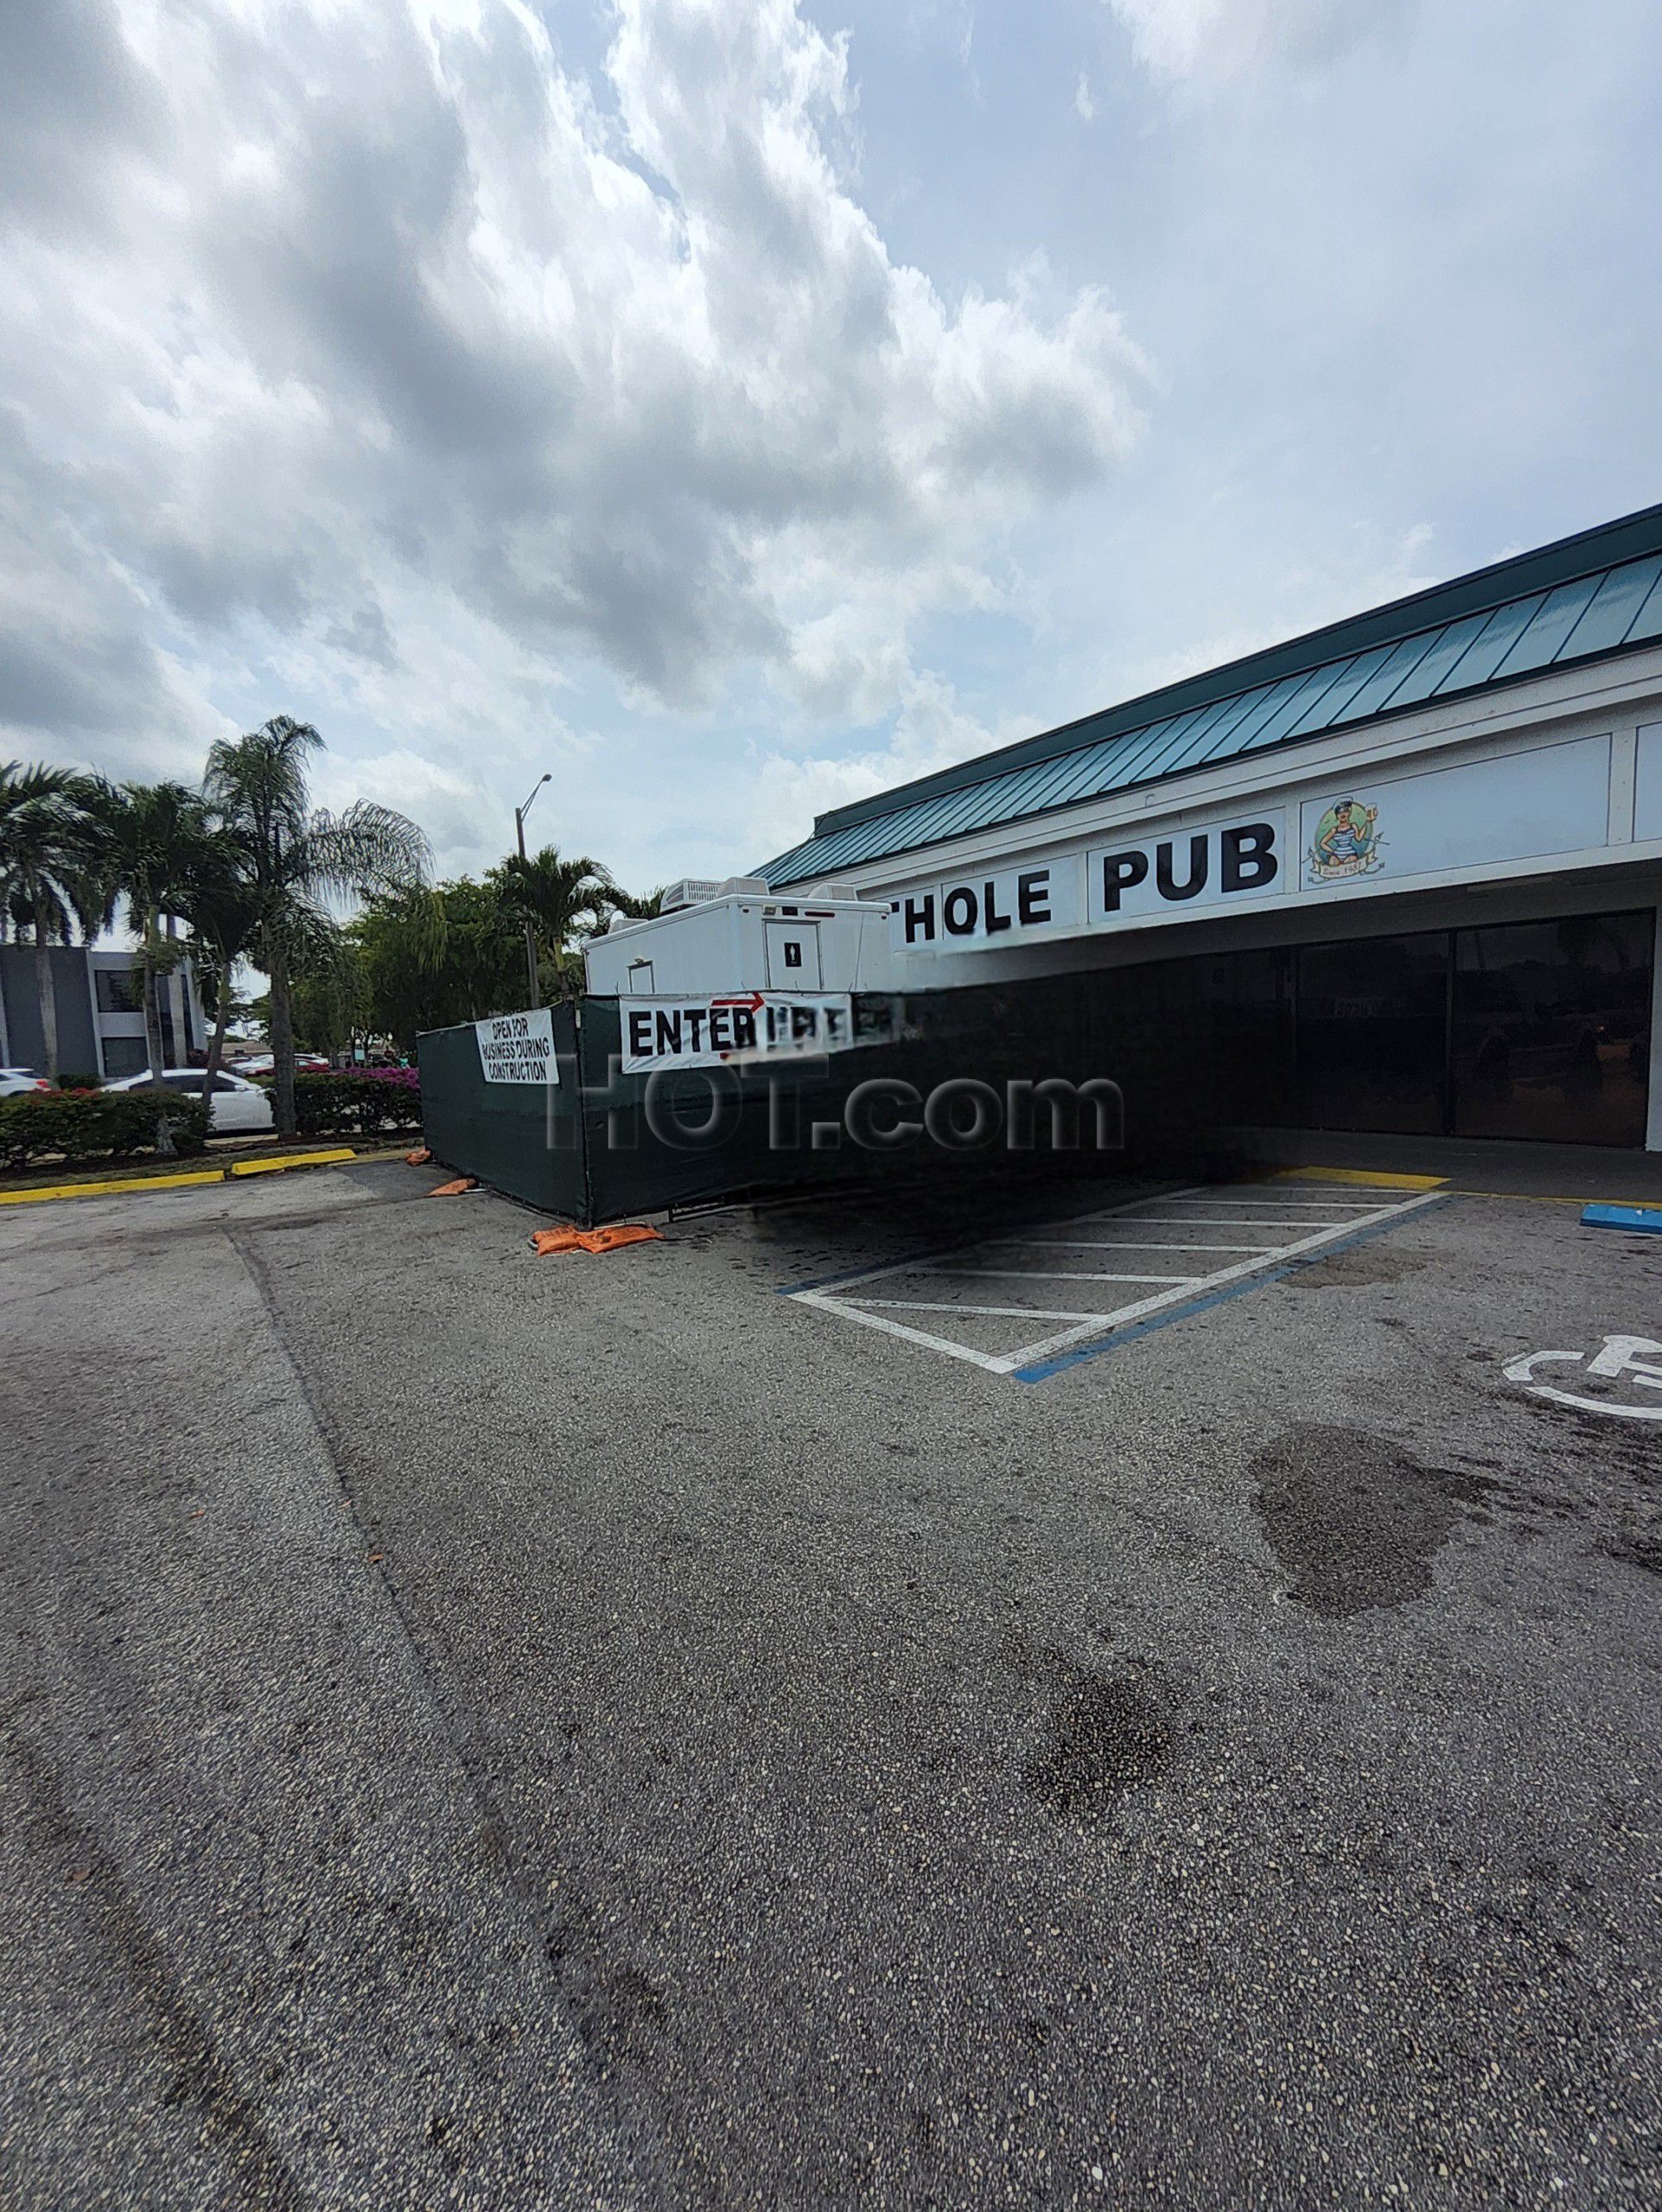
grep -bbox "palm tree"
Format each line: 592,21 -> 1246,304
489,847 -> 616,999
175,845 -> 265,1107
82,780 -> 224,1090
600,884 -> 665,925
0,764 -> 103,1084
204,716 -> 429,1137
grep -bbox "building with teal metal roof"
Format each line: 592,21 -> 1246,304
737,503 -> 1662,1151
760,502 -> 1662,891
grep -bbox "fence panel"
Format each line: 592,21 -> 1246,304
417,1007 -> 588,1217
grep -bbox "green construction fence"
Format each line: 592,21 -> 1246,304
417,964 -> 1249,1224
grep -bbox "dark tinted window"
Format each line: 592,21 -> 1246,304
1296,932 -> 1449,1135
1202,948 -> 1295,1125
94,967 -> 142,1014
1453,912 -> 1651,1146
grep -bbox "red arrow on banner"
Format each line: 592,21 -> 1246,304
712,991 -> 766,1011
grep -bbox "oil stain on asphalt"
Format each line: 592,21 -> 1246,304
1289,1243 -> 1426,1288
1249,1422 -> 1495,1618
1022,1656 -> 1178,1819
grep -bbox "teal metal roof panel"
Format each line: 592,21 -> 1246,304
1333,628 -> 1441,723
1618,563 -> 1662,645
1430,594 -> 1544,693
1488,574 -> 1606,683
1559,556 -> 1662,658
757,503 -> 1662,887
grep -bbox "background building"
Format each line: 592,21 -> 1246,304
0,948 -> 204,1078
755,504 -> 1662,1152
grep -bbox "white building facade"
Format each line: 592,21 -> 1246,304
755,506 -> 1662,1151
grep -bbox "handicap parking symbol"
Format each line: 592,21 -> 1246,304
1504,1333 -> 1662,1421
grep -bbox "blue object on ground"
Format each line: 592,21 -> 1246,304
1582,1203 -> 1662,1233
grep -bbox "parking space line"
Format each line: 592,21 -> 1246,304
1167,1192 -> 1396,1205
780,1185 -> 1208,1304
785,1292 -> 1023,1372
997,1194 -> 1446,1368
1155,1200 -> 1391,1214
783,1180 -> 1449,1376
843,1298 -> 1101,1320
924,1265 -> 1200,1283
984,1237 -> 1278,1253
1118,1213 -> 1354,1227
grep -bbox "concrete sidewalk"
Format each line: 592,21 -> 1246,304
1239,1121 -> 1662,1200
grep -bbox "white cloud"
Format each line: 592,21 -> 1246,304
1075,70 -> 1098,120
1105,0 -> 1403,85
744,667 -> 1028,864
308,745 -> 506,877
0,0 -> 1147,871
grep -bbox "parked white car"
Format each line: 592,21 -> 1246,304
230,1051 -> 329,1075
0,1067 -> 51,1098
104,1068 -> 276,1135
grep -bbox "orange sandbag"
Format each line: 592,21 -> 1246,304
582,1224 -> 663,1254
404,1147 -> 432,1166
530,1223 -> 663,1256
428,1177 -> 477,1197
530,1227 -> 584,1255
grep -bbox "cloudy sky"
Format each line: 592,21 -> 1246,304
5,0 -> 1662,894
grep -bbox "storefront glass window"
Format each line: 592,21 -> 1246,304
1452,912 -> 1651,1146
1084,904 -> 1652,1148
1296,932 -> 1450,1135
1203,949 -> 1295,1126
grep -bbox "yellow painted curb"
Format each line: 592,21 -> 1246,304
0,1147 -> 360,1206
1267,1165 -> 1447,1191
230,1148 -> 357,1177
0,1169 -> 226,1206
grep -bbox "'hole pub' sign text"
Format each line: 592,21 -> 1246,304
886,812 -> 1284,956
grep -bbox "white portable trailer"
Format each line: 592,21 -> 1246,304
583,878 -> 898,997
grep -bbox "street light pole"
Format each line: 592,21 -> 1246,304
515,773 -> 552,1010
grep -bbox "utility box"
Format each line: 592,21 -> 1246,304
584,882 -> 898,998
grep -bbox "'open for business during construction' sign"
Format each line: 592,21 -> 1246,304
475,1007 -> 559,1084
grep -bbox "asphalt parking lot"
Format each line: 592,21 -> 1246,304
3,1155 -> 1660,2210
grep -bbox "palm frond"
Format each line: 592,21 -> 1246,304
204,716 -> 321,880
80,778 -> 219,929
0,760 -> 107,944
302,802 -> 431,901
602,884 -> 665,922
265,892 -> 347,974
489,847 -> 616,950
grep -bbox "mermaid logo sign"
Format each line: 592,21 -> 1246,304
1307,797 -> 1383,884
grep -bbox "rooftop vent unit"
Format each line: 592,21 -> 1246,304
659,875 -> 770,912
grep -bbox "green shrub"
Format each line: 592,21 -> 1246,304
291,1071 -> 423,1138
0,1088 -> 211,1172
56,1073 -> 104,1093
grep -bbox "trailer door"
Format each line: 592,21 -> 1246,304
765,921 -> 822,988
